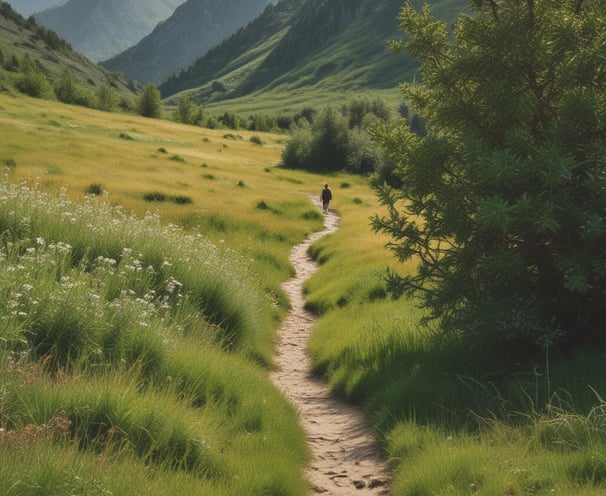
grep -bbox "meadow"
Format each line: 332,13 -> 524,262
2,92 -> 606,495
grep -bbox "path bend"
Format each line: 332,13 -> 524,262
270,196 -> 390,495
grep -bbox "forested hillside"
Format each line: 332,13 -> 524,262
0,2 -> 133,96
101,0 -> 274,85
159,0 -> 300,97
159,0 -> 466,110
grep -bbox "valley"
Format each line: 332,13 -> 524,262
2,1 -> 606,495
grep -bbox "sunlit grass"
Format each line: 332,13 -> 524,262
0,92 -> 333,359
4,91 -> 606,495
302,160 -> 606,495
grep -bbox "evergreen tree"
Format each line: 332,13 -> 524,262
174,95 -> 194,124
137,84 -> 162,118
95,84 -> 117,112
54,69 -> 78,104
372,0 -> 606,354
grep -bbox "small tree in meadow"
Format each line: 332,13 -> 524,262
54,69 -> 78,104
173,94 -> 194,124
95,84 -> 117,111
137,83 -> 162,118
371,0 -> 606,355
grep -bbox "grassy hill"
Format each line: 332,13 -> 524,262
160,0 -> 468,115
2,90 -> 606,495
0,1 -> 133,96
0,91 -> 332,495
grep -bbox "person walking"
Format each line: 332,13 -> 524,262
320,182 -> 332,214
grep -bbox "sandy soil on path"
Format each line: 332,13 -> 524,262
270,197 -> 391,495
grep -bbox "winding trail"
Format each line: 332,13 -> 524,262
270,197 -> 390,495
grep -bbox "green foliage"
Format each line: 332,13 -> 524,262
218,111 -> 242,129
173,94 -> 204,125
248,114 -> 276,132
0,176 -> 309,494
282,96 -> 394,173
54,69 -> 83,105
144,191 -> 167,202
12,54 -> 53,99
308,106 -> 350,170
95,84 -> 117,112
372,0 -> 606,354
137,84 -> 162,118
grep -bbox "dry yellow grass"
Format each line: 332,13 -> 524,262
0,94 -> 294,216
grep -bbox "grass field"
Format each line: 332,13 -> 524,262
2,92 -> 606,495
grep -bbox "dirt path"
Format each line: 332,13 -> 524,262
270,197 -> 390,495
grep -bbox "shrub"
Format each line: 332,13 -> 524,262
170,195 -> 192,205
86,184 -> 103,196
143,191 -> 167,202
95,84 -> 117,112
372,0 -> 606,355
14,69 -> 52,98
137,84 -> 162,118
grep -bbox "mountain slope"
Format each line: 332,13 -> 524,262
0,2 -> 133,95
101,0 -> 274,85
159,0 -> 299,98
159,0 -> 467,113
9,0 -> 66,17
34,0 -> 184,62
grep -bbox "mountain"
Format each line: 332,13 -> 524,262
0,2 -> 133,95
9,0 -> 67,17
101,0 -> 274,85
159,0 -> 467,113
33,0 -> 184,62
159,0 -> 300,98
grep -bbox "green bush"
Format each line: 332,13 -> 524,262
95,84 -> 117,112
372,0 -> 606,355
137,84 -> 162,118
282,98 -> 393,173
143,191 -> 167,202
14,69 -> 53,98
170,195 -> 192,205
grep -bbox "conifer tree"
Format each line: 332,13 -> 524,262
372,0 -> 606,353
137,84 -> 162,118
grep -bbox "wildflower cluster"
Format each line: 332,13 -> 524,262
0,177 -> 262,370
0,411 -> 71,448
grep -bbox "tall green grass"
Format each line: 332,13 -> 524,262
304,180 -> 606,495
0,177 -> 309,495
7,91 -> 606,494
0,179 -> 267,357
